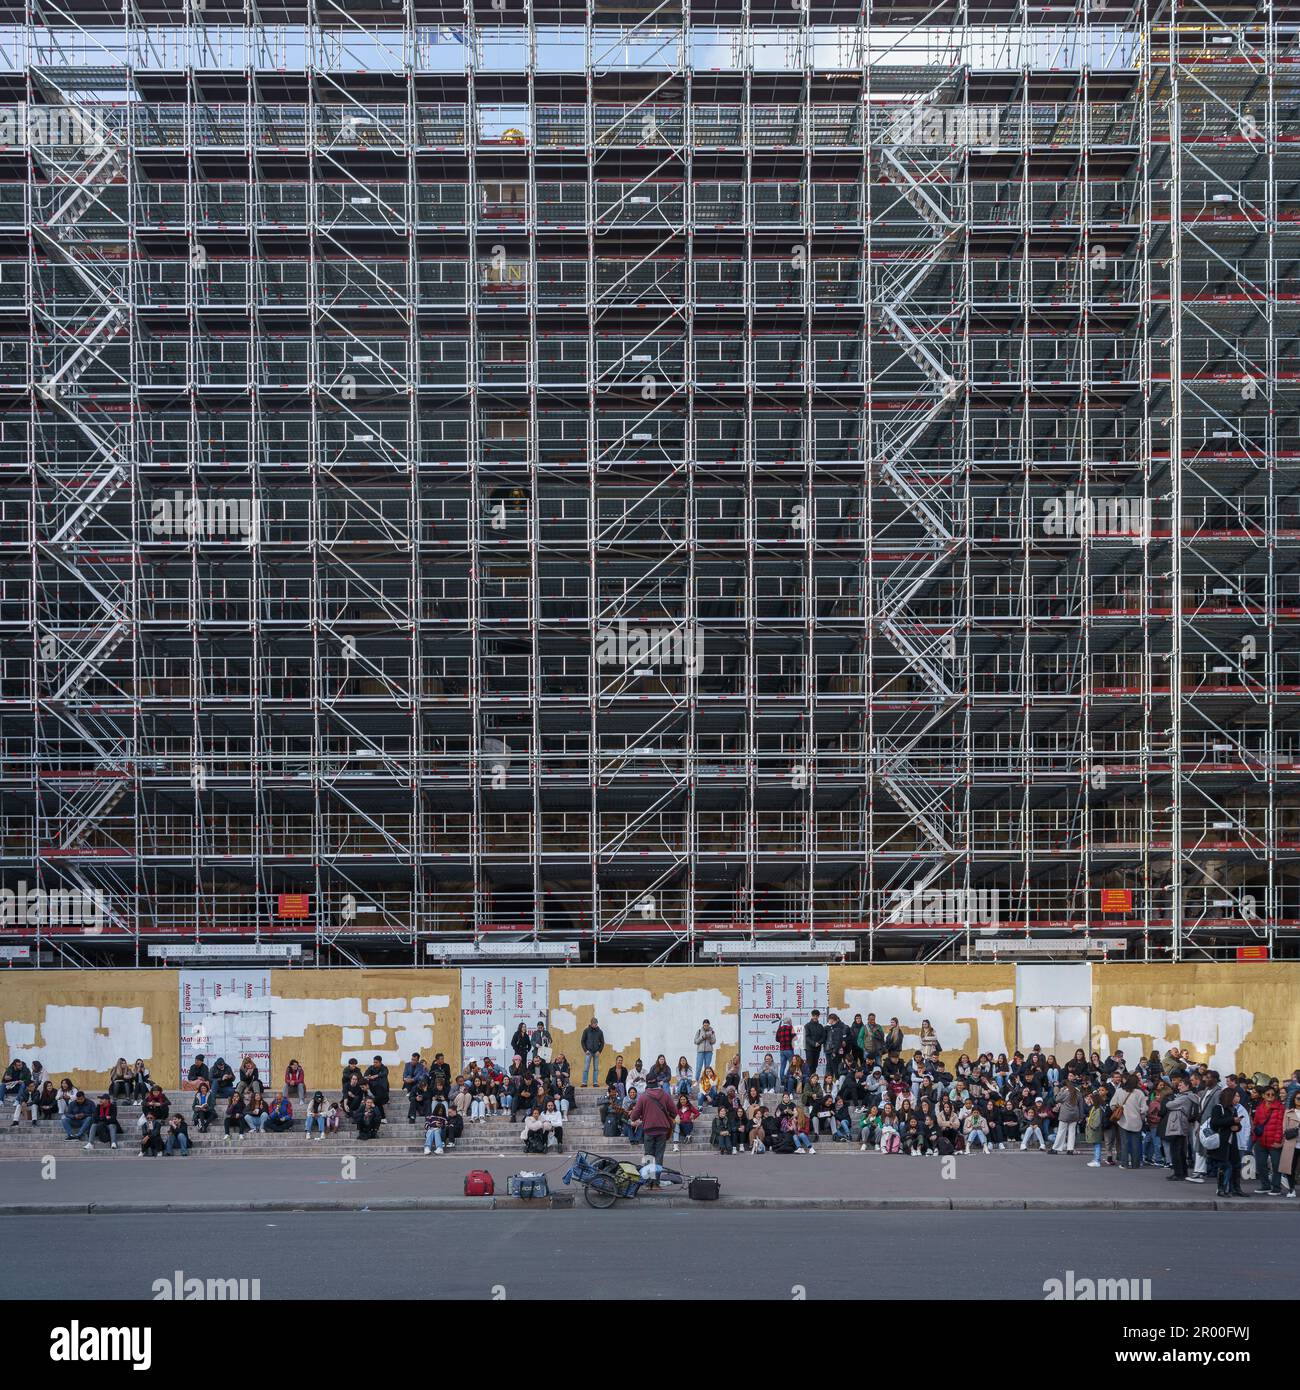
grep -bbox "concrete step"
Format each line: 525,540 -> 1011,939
0,1121 -> 706,1159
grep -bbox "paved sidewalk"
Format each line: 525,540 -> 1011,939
1,1147 -> 1286,1213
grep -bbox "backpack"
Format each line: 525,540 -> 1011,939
524,1129 -> 548,1155
464,1169 -> 494,1197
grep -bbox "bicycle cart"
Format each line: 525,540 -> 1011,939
561,1150 -> 688,1208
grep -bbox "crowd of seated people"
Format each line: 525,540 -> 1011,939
678,1024 -> 1300,1197
13,1028 -> 1296,1194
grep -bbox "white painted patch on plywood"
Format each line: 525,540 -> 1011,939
1109,1004 -> 1254,1074
555,987 -> 737,1068
3,1005 -> 152,1073
838,986 -> 1012,1057
187,989 -> 460,1067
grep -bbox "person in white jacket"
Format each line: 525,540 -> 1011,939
521,1108 -> 552,1154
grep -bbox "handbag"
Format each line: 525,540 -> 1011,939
1284,1125 -> 1299,1142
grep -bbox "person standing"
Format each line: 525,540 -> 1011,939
856,1014 -> 880,1065
1280,1089 -> 1300,1197
1209,1084 -> 1245,1197
627,1074 -> 677,1188
824,1014 -> 849,1078
803,1010 -> 826,1078
775,1018 -> 795,1089
1251,1085 -> 1286,1195
580,1016 -> 605,1088
693,1020 -> 716,1080
1187,1071 -> 1222,1182
529,1018 -> 553,1064
1111,1073 -> 1147,1170
1051,1083 -> 1081,1154
1162,1076 -> 1196,1181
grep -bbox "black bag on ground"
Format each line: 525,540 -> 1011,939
524,1130 -> 548,1155
688,1175 -> 721,1201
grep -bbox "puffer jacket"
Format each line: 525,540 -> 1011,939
1252,1098 -> 1285,1149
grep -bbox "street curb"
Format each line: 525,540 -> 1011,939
0,1196 -> 1281,1216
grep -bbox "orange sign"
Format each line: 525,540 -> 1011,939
277,893 -> 310,919
1100,888 -> 1133,913
1236,945 -> 1269,961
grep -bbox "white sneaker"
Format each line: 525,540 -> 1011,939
672,1143 -> 679,1153
111,1142 -> 117,1149
84,1141 -> 92,1150
808,1146 -> 816,1155
1087,1160 -> 1101,1167
859,1143 -> 867,1152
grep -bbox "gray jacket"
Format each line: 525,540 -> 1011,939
1162,1091 -> 1195,1139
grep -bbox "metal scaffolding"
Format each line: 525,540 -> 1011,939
1,0 -> 1298,965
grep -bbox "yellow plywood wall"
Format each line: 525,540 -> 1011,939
265,969 -> 461,1091
1091,963 -> 1300,1080
547,967 -> 740,1078
3,964 -> 1296,1090
828,965 -> 1017,1069
0,969 -> 180,1092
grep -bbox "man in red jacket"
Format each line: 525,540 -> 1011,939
1252,1086 -> 1286,1195
627,1076 -> 677,1187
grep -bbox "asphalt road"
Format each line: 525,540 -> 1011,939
5,1209 -> 1297,1300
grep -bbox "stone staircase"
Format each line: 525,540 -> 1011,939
0,1088 -> 704,1161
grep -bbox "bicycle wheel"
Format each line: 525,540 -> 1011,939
583,1175 -> 618,1208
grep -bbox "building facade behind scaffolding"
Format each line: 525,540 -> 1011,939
1,1 -> 1297,966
